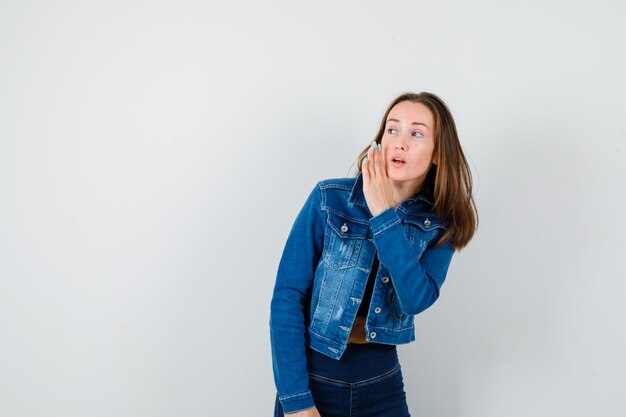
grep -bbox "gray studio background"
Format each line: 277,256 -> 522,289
1,1 -> 625,416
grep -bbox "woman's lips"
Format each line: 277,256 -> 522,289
391,158 -> 406,168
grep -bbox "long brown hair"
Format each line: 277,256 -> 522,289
355,92 -> 478,250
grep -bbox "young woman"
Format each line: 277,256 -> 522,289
270,92 -> 478,417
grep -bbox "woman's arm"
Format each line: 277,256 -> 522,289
361,146 -> 455,315
269,183 -> 325,414
369,207 -> 455,315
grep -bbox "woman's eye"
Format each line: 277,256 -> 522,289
412,131 -> 424,138
387,128 -> 397,134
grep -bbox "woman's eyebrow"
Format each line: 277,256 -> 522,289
386,118 -> 431,131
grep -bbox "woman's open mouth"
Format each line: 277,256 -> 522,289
391,157 -> 406,168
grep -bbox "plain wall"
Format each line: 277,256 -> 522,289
1,1 -> 625,416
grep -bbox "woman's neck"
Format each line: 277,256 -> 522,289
389,180 -> 423,209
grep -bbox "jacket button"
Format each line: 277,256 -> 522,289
341,223 -> 348,233
381,276 -> 390,284
424,218 -> 431,227
370,332 -> 377,339
374,307 -> 381,314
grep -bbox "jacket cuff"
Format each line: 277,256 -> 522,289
279,391 -> 315,414
369,206 -> 400,236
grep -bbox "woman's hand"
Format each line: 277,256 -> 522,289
285,405 -> 322,417
362,141 -> 394,217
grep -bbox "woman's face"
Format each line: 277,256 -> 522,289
381,100 -> 436,193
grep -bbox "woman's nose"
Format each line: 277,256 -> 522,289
394,141 -> 406,151
393,133 -> 408,150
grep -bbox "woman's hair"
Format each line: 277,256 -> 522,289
354,92 -> 478,250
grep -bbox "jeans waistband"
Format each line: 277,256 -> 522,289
305,343 -> 399,383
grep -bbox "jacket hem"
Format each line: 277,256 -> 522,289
307,329 -> 347,360
306,326 -> 415,360
366,324 -> 415,344
279,390 -> 315,414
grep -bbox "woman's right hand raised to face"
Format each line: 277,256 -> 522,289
285,405 -> 321,417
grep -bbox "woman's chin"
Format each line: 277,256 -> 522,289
386,172 -> 405,182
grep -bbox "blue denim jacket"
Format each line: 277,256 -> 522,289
269,172 -> 455,413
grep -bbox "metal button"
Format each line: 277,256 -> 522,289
424,218 -> 431,227
374,307 -> 382,314
381,276 -> 390,284
407,201 -> 413,205
340,223 -> 348,233
370,332 -> 377,339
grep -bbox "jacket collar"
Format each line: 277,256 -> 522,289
348,171 -> 434,210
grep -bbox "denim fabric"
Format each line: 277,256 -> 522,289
269,172 -> 455,413
273,343 -> 410,417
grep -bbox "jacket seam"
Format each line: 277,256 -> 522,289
319,182 -> 353,191
308,328 -> 345,345
323,207 -> 370,225
368,324 -> 415,332
279,391 -> 312,401
373,217 -> 401,236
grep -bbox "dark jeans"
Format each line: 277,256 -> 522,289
274,343 -> 410,417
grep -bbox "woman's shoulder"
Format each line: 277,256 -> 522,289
313,175 -> 367,217
300,176 -> 358,210
316,175 -> 358,191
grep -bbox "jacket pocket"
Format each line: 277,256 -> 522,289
403,214 -> 446,254
403,214 -> 445,232
322,211 -> 368,270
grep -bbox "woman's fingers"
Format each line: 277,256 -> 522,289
373,143 -> 382,182
363,141 -> 386,185
363,142 -> 374,182
380,145 -> 386,179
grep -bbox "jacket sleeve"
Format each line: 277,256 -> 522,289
369,206 -> 455,315
269,182 -> 325,414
